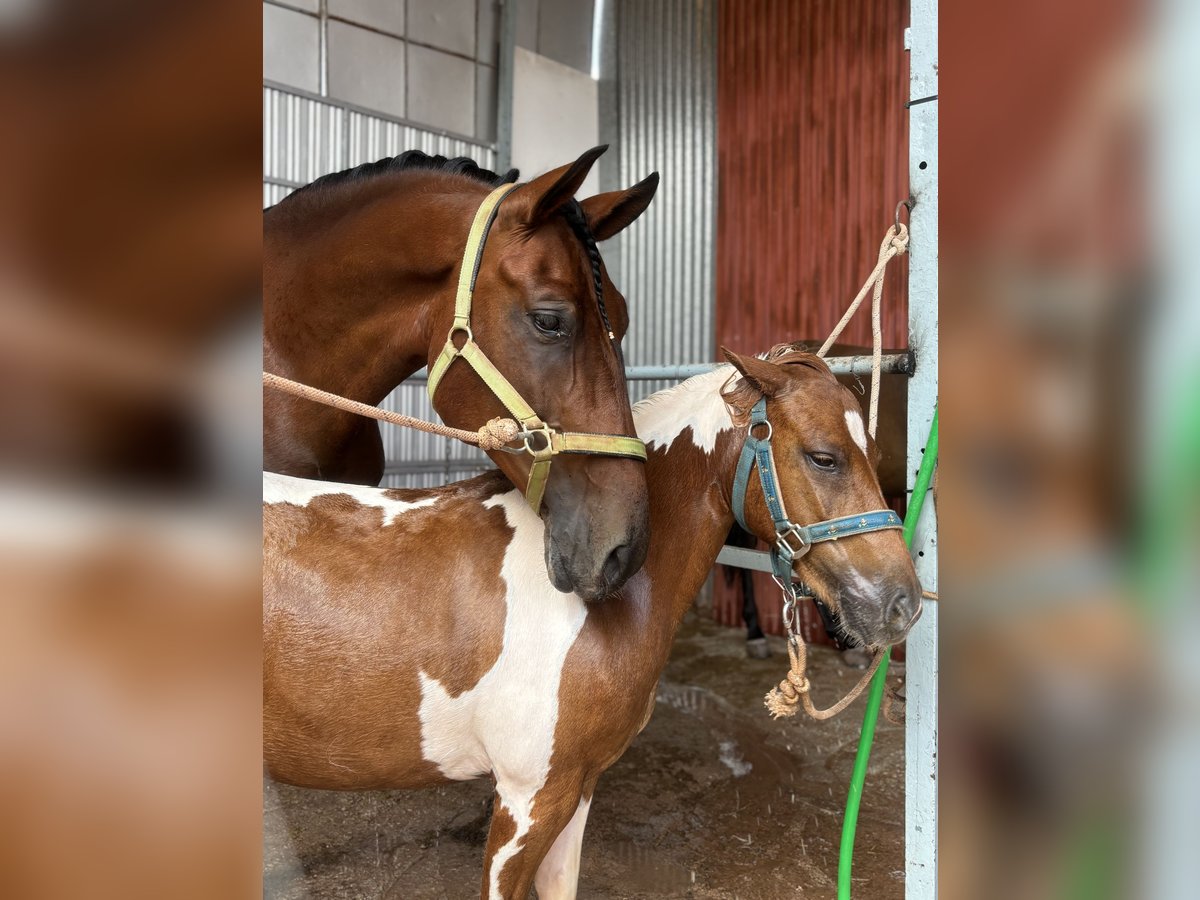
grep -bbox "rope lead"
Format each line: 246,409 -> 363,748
767,216 -> 911,723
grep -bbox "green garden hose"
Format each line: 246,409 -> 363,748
837,408 -> 938,900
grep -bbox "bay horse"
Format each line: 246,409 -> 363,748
263,146 -> 659,599
263,344 -> 922,899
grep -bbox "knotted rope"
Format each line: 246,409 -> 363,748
765,636 -> 884,720
262,372 -> 520,450
766,215 -> 910,722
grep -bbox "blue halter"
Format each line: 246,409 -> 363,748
731,396 -> 903,589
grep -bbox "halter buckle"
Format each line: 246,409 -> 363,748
775,523 -> 810,562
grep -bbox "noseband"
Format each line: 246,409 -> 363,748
426,183 -> 647,512
731,395 -> 903,596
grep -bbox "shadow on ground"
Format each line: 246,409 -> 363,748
264,614 -> 906,898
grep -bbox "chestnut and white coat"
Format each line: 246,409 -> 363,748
263,346 -> 921,900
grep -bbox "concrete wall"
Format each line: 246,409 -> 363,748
515,0 -> 596,74
263,0 -> 504,141
511,47 -> 599,194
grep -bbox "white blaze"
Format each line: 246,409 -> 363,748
844,409 -> 869,457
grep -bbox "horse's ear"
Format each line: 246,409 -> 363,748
722,347 -> 791,397
579,172 -> 660,241
517,145 -> 608,226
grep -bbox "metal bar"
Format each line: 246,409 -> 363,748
402,352 -> 915,384
263,80 -> 495,150
495,0 -> 518,171
715,545 -> 773,574
263,176 -> 307,190
383,460 -> 491,476
621,353 -> 915,380
905,0 -> 939,896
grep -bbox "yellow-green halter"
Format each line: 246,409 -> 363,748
427,183 -> 647,512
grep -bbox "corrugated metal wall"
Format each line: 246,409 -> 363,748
715,0 -> 909,354
712,0 -> 910,639
610,0 -> 717,403
263,84 -> 498,488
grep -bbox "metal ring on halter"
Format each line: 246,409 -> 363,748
895,198 -> 913,230
447,323 -> 474,351
519,425 -> 554,457
749,420 -> 772,442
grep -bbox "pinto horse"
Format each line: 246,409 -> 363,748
263,345 -> 921,899
264,147 -> 658,599
732,341 -> 910,654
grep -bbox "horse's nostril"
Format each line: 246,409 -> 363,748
602,543 -> 632,585
888,589 -> 919,626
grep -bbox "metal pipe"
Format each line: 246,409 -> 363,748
383,460 -> 492,476
496,0 -> 518,171
403,352 -> 915,384
715,545 -> 773,574
621,353 -> 914,380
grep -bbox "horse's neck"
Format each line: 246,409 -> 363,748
635,368 -> 748,628
264,183 -> 473,403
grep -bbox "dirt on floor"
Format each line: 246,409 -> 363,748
264,613 -> 907,899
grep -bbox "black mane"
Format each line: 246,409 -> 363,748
276,151 -> 519,206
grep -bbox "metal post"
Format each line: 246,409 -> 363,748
496,0 -> 518,171
904,0 -> 938,897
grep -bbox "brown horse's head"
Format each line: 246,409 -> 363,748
432,147 -> 658,600
722,345 -> 922,649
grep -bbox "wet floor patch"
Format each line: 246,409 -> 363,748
264,614 -> 907,898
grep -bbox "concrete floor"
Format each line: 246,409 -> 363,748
264,614 -> 906,899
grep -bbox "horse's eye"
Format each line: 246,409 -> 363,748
808,452 -> 838,471
531,313 -> 564,336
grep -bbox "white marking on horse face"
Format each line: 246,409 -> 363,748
843,564 -> 880,603
844,409 -> 869,457
633,366 -> 737,454
416,489 -> 588,898
534,796 -> 592,899
262,472 -> 437,525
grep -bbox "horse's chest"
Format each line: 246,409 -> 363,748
416,502 -> 590,786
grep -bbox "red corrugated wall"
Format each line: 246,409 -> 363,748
714,0 -> 910,641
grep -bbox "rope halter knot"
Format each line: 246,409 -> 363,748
476,417 -> 520,451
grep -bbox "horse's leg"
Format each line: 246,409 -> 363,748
533,793 -> 592,900
743,567 -> 770,659
480,774 -> 585,900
